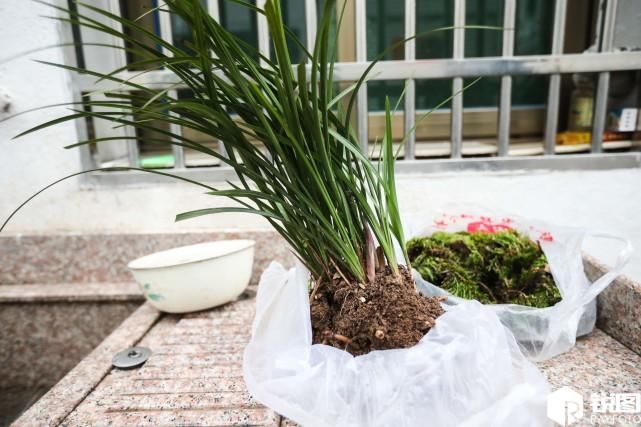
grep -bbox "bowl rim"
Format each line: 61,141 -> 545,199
127,239 -> 255,271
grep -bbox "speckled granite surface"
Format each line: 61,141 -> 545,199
0,281 -> 145,426
541,329 -> 641,426
586,257 -> 641,357
0,231 -> 293,285
14,294 -> 641,427
0,386 -> 48,427
0,301 -> 140,390
13,303 -> 160,427
56,298 -> 277,427
0,282 -> 143,302
5,234 -> 641,426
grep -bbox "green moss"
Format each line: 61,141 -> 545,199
407,230 -> 561,308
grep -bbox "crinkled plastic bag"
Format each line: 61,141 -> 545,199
244,261 -> 551,427
403,207 -> 632,362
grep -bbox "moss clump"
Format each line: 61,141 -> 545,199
407,230 -> 561,308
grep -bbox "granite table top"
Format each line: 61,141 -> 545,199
13,291 -> 641,427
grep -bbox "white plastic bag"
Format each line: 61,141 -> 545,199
244,261 -> 551,427
403,207 -> 632,362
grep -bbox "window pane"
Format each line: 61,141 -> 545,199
416,79 -> 452,111
171,0 -> 207,54
462,76 -> 499,139
511,77 -> 547,140
376,0 -> 554,107
130,91 -> 174,169
415,78 -> 452,142
416,0 -> 453,60
366,0 -> 404,61
120,0 -> 161,70
280,0 -> 307,63
512,1 -> 554,106
177,89 -> 222,167
366,0 -> 403,111
415,0 -> 453,111
368,81 -> 404,112
463,76 -> 499,108
465,0 -> 503,58
513,75 -> 548,106
515,0 -> 554,55
219,0 -> 258,54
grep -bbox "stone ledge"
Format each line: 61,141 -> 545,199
6,239 -> 641,425
15,292 -> 641,426
587,256 -> 641,357
0,231 -> 292,285
0,282 -> 143,303
56,298 -> 279,426
13,303 -> 160,427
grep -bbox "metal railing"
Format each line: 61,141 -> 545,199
70,0 -> 641,185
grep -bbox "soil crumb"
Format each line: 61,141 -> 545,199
310,265 -> 445,356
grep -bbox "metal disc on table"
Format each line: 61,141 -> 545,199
112,346 -> 152,369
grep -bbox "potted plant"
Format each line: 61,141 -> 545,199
10,0 -> 445,355
4,1 -> 552,424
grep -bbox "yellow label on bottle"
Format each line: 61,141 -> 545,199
569,96 -> 594,130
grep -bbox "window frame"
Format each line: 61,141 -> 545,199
62,0 -> 641,184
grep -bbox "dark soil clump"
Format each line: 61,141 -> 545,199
407,229 -> 561,308
310,265 -> 445,356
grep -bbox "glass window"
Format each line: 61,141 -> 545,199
219,0 -> 258,53
416,79 -> 452,111
119,0 -> 162,70
279,0 -> 307,63
465,0 -> 503,58
515,0 -> 554,55
365,0 -> 404,112
130,90 -> 173,169
364,0 -> 554,111
103,0 -> 562,166
171,0 -> 207,54
416,0 -> 454,60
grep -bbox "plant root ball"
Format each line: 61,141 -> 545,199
310,265 -> 444,356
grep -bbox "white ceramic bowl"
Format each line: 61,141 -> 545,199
128,240 -> 255,313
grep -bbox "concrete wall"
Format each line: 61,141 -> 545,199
0,0 -> 267,233
0,0 -> 83,232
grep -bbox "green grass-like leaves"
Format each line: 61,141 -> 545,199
9,0 -> 412,283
